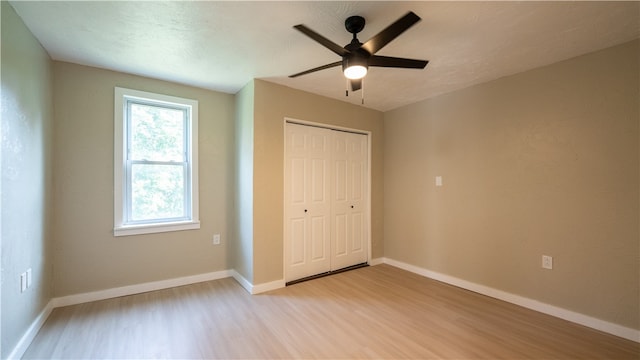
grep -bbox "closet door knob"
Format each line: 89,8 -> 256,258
351,205 -> 354,209
304,209 -> 308,213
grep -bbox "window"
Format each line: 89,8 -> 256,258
114,87 -> 199,236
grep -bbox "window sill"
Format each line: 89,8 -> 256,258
114,220 -> 200,237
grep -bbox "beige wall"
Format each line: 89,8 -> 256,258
251,80 -> 384,284
232,81 -> 255,282
1,2 -> 54,356
4,3 -> 636,351
51,62 -> 235,296
384,40 -> 639,329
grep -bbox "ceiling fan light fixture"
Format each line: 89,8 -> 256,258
343,53 -> 368,79
344,65 -> 368,79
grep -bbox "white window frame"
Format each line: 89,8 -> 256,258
114,87 -> 199,236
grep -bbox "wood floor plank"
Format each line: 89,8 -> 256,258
23,264 -> 639,359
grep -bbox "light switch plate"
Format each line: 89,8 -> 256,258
20,272 -> 27,292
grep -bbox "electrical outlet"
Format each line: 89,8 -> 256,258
435,176 -> 443,187
213,234 -> 221,245
542,255 -> 553,270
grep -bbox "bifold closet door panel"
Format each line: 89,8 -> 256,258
331,130 -> 368,271
284,124 -> 332,281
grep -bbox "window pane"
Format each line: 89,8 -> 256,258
130,163 -> 185,221
130,103 -> 185,161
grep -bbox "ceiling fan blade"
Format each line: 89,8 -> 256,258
289,61 -> 342,78
294,24 -> 349,57
350,79 -> 362,92
361,11 -> 421,55
369,55 -> 428,69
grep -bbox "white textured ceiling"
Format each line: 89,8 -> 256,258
9,1 -> 640,112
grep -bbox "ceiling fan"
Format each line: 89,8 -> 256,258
289,11 -> 429,93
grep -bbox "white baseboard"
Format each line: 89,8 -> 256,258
253,279 -> 285,294
10,268 -> 287,359
7,300 -> 54,360
231,270 -> 285,294
369,257 -> 385,266
231,270 -> 253,293
52,269 -> 233,308
9,269 -> 234,359
380,257 -> 640,343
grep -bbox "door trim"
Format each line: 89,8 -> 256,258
283,118 -> 372,282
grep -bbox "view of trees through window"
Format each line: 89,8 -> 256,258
128,102 -> 187,222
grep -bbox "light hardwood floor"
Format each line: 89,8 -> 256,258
24,265 -> 638,359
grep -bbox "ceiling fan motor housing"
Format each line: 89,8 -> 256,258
342,48 -> 370,73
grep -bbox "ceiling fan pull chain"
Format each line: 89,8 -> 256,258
346,78 -> 349,97
361,78 -> 365,105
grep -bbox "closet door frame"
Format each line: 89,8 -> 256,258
283,118 -> 372,282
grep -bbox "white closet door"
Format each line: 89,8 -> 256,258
331,130 -> 368,270
284,123 -> 332,281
